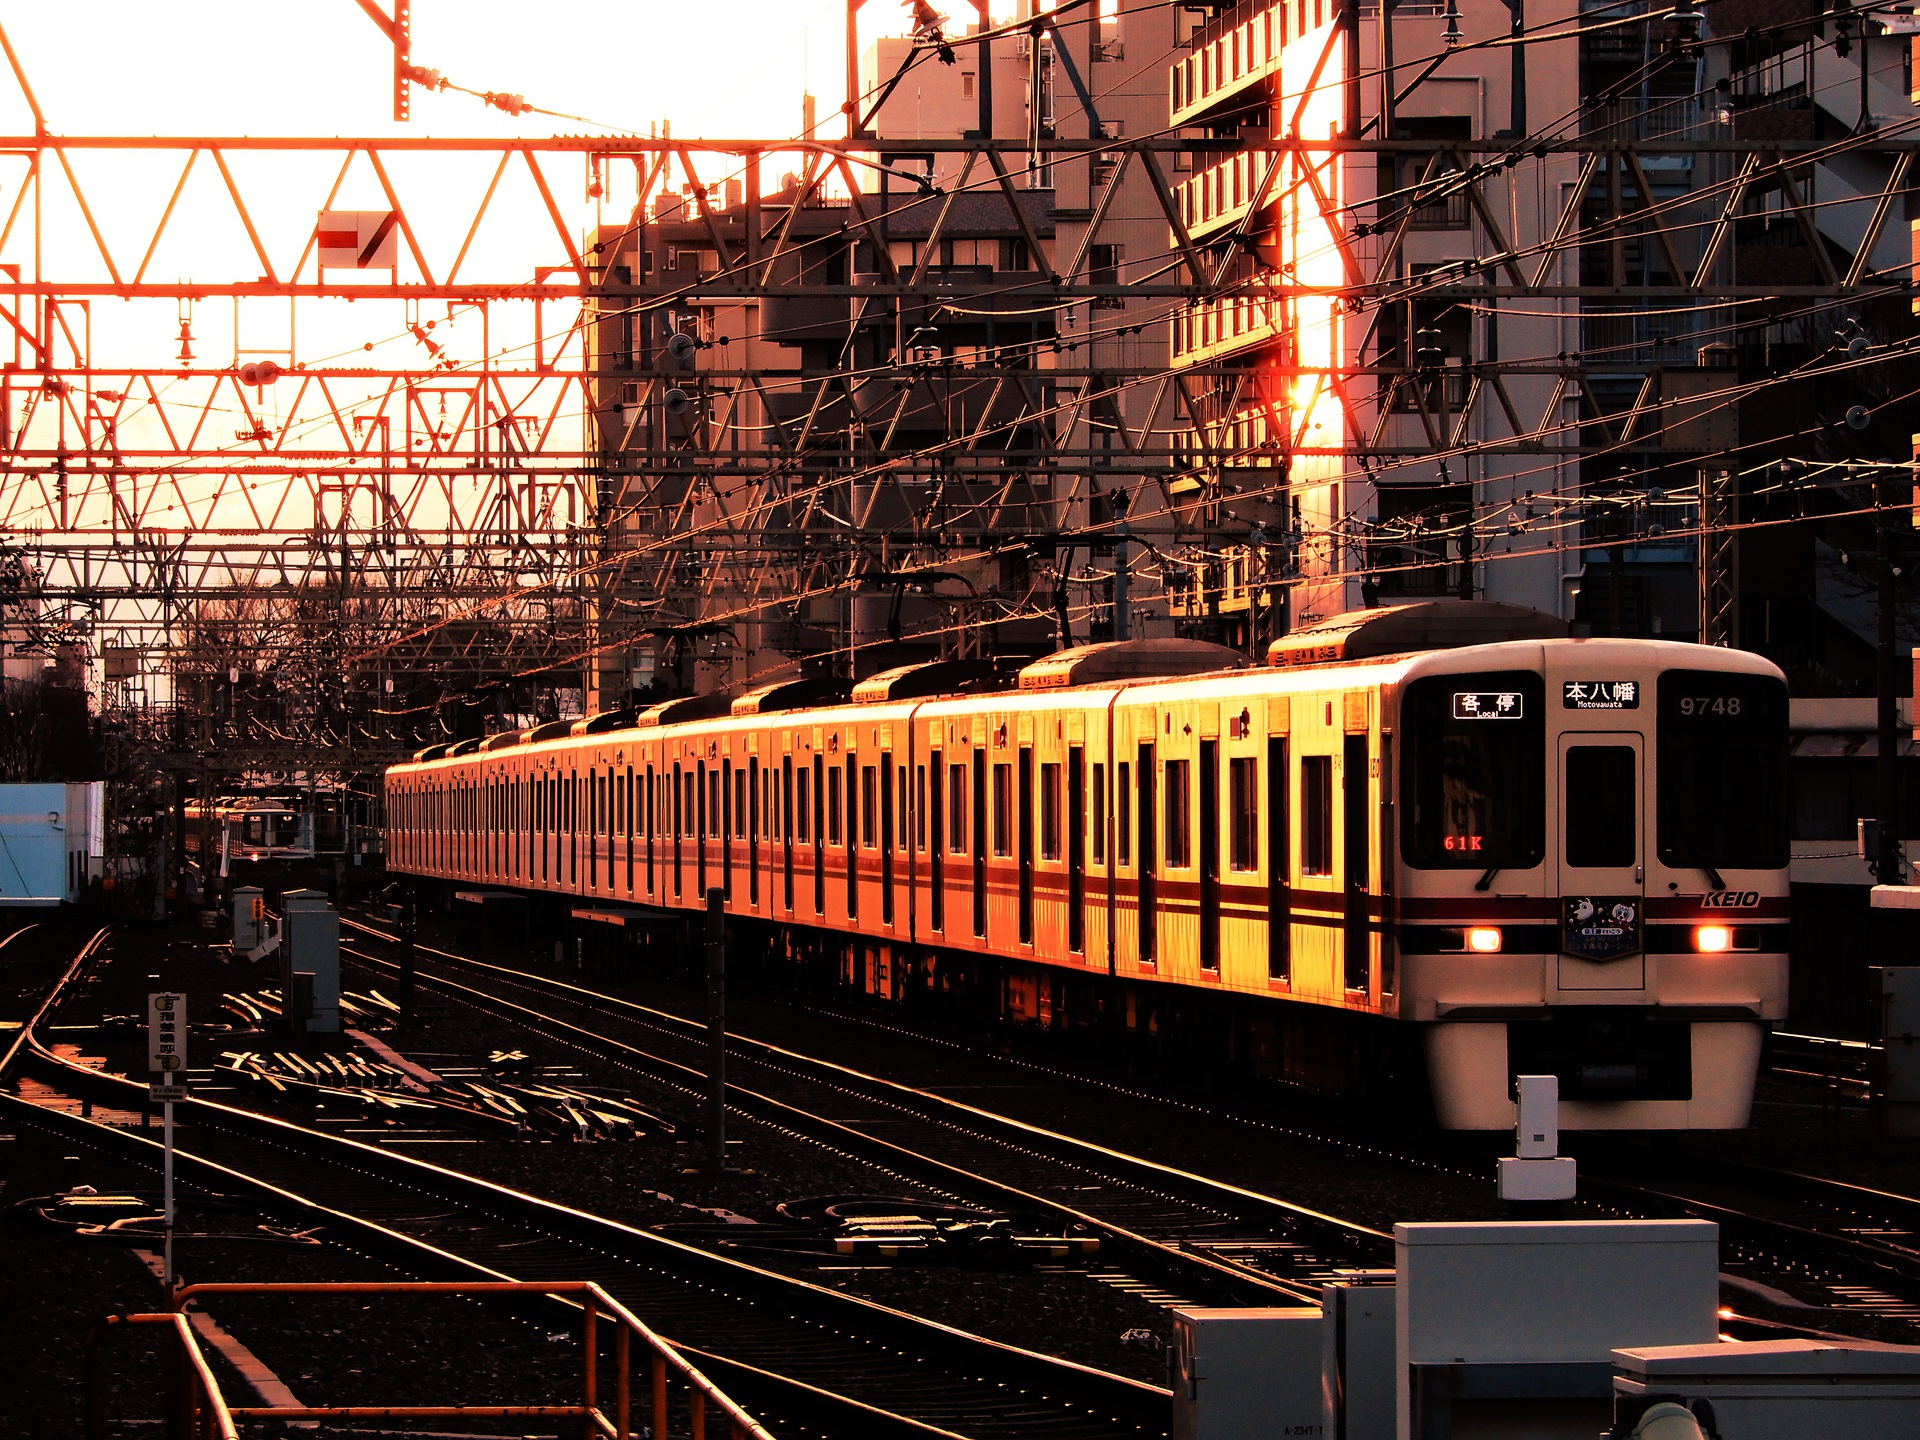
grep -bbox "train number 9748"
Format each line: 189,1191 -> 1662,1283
1677,694 -> 1742,717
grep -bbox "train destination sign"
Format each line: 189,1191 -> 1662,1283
1451,691 -> 1524,720
1563,680 -> 1639,710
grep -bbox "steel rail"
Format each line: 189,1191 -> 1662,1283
11,946 -> 1170,1440
339,917 -> 1387,1246
342,917 -> 1920,1333
338,934 -> 1362,1308
0,924 -> 97,1082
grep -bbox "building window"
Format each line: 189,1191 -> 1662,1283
1230,756 -> 1258,871
1302,755 -> 1333,876
962,72 -> 976,98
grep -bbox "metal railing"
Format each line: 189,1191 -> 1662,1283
87,1280 -> 773,1440
84,1313 -> 237,1440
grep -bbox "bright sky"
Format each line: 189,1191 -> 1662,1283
0,2 -> 1038,563
0,2 -> 1020,140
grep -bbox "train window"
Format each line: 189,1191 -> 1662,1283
828,767 -> 843,845
796,766 -> 812,839
684,772 -> 696,839
1116,762 -> 1131,865
898,768 -> 911,852
709,771 -> 722,839
1040,763 -> 1061,860
1565,746 -> 1636,867
736,770 -> 749,839
1301,755 -> 1333,876
1657,669 -> 1788,871
1399,671 -> 1546,870
1229,757 -> 1258,871
993,763 -> 1013,856
1164,761 -> 1192,868
916,765 -> 927,851
861,766 -> 877,848
948,762 -> 968,853
1092,763 -> 1106,864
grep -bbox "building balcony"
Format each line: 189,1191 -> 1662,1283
1172,290 -> 1288,367
1170,1 -> 1293,127
1174,149 -> 1285,243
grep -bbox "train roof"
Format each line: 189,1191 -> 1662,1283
387,618 -> 1786,771
1266,600 -> 1566,668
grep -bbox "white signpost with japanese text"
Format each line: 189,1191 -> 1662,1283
147,992 -> 185,1286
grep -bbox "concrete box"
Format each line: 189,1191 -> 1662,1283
1397,1221 -> 1719,1440
281,889 -> 339,1033
1615,1339 -> 1920,1439
1322,1276 -> 1396,1440
1878,966 -> 1920,1137
231,886 -> 264,952
1171,1307 -> 1322,1440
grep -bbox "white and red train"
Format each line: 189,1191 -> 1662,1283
384,602 -> 1790,1130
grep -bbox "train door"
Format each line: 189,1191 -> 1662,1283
811,751 -> 825,915
749,754 -> 762,908
971,743 -> 988,940
782,750 -> 795,913
1067,743 -> 1085,956
1017,741 -> 1034,946
881,746 -> 896,927
1199,738 -> 1221,975
1137,741 -> 1157,967
929,743 -> 946,935
1343,732 -> 1372,993
1556,733 -> 1646,991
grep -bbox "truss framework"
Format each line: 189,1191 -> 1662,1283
0,76 -> 1904,761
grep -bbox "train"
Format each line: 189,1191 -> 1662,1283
183,792 -> 362,896
383,601 -> 1790,1130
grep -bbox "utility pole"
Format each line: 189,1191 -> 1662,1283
1698,466 -> 1739,647
1877,470 -> 1904,886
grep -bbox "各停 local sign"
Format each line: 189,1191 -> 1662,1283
1452,691 -> 1525,720
147,992 -> 186,1074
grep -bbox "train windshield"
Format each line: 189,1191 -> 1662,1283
1657,669 -> 1788,871
1400,671 -> 1545,870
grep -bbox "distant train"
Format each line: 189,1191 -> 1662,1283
384,602 -> 1790,1130
184,793 -> 359,895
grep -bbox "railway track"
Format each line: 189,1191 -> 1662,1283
1764,1029 -> 1875,1099
2,928 -> 1174,1440
336,916 -> 1394,1309
340,914 -> 1920,1338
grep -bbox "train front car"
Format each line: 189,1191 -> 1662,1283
1400,639 -> 1789,1129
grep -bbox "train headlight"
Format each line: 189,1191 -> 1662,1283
1466,927 -> 1503,953
1693,925 -> 1733,954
